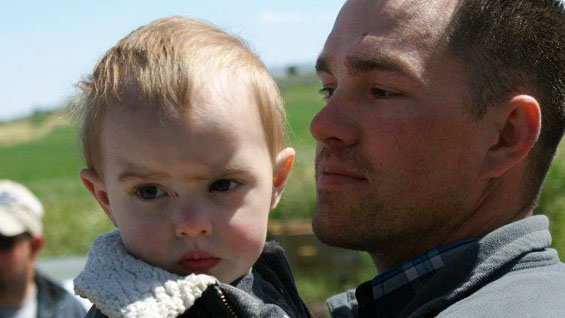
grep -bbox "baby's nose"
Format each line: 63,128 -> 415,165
174,207 -> 212,238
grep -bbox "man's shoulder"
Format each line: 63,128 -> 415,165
438,262 -> 565,317
35,271 -> 87,317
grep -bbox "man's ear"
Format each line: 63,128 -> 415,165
482,95 -> 541,178
270,147 -> 296,211
80,168 -> 116,226
29,236 -> 43,260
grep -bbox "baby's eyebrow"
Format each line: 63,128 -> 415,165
219,166 -> 249,176
117,171 -> 169,182
115,157 -> 253,182
178,166 -> 251,182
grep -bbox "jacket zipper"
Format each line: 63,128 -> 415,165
215,286 -> 239,318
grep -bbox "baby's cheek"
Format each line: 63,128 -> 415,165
122,225 -> 167,263
140,228 -> 170,254
147,233 -> 162,246
226,221 -> 267,258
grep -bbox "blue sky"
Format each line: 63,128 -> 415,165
0,0 -> 345,121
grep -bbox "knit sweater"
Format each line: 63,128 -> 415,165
327,215 -> 565,317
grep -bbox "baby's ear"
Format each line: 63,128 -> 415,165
270,147 -> 296,211
79,169 -> 117,226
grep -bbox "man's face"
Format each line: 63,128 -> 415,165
310,0 -> 490,256
91,75 -> 278,284
0,234 -> 33,302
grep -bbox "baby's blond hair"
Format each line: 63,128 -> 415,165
75,16 -> 285,174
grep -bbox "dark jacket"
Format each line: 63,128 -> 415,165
85,241 -> 311,318
327,215 -> 565,318
35,271 -> 86,318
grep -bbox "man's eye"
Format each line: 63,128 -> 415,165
134,185 -> 166,200
319,87 -> 335,100
209,179 -> 239,192
371,87 -> 402,99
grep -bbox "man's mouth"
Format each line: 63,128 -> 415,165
315,150 -> 368,187
317,167 -> 368,188
179,251 -> 220,272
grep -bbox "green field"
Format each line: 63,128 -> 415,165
2,74 -> 565,312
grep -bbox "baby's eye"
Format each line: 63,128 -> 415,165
134,185 -> 167,200
209,179 -> 239,192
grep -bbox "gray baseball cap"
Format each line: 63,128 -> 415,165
0,180 -> 44,237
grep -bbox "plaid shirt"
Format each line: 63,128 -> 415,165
356,239 -> 477,317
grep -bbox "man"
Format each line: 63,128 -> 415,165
311,0 -> 565,317
0,180 -> 86,318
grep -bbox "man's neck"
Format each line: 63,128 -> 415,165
371,173 -> 533,273
0,281 -> 35,308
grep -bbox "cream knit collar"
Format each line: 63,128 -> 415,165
74,230 -> 218,318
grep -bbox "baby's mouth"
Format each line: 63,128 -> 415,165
179,251 -> 220,272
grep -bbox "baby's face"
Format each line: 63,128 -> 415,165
94,84 -> 278,283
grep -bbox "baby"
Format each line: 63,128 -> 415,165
73,16 -> 310,318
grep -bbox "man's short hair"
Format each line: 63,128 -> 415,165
445,0 -> 565,206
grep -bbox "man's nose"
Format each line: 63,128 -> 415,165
310,91 -> 358,148
174,205 -> 212,239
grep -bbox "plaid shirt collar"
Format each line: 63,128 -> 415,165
354,239 -> 477,317
372,239 -> 477,300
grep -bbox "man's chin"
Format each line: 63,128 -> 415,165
315,234 -> 371,253
0,276 -> 27,301
312,215 -> 369,252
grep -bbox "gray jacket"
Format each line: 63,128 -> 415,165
328,215 -> 565,317
35,271 -> 86,318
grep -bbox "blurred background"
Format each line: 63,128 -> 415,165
1,1 -> 565,317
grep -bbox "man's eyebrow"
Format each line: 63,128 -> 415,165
316,52 -> 420,83
315,54 -> 332,74
346,54 -> 419,81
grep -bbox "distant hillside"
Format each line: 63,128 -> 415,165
0,72 -> 319,131
0,108 -> 71,146
268,63 -> 315,78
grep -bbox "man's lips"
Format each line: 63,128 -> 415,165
179,251 -> 220,272
317,165 -> 367,187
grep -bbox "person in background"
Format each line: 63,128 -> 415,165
0,180 -> 86,318
310,0 -> 565,317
